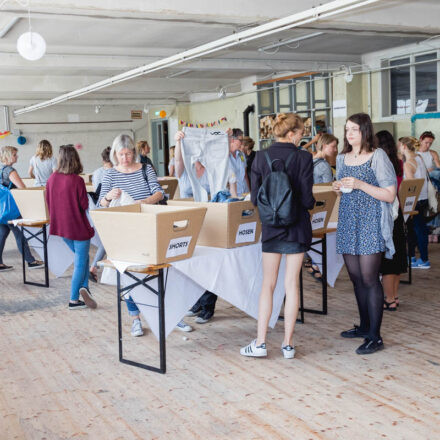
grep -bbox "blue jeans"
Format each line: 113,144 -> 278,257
429,168 -> 440,191
125,295 -> 140,316
62,238 -> 90,301
408,200 -> 429,262
0,224 -> 35,265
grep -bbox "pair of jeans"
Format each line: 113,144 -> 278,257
407,199 -> 429,262
62,238 -> 90,301
193,290 -> 217,314
91,242 -> 106,269
0,224 -> 35,264
181,127 -> 230,201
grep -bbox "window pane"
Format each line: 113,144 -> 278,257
278,84 -> 291,108
390,57 -> 410,115
415,53 -> 437,113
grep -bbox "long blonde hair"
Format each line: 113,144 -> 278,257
36,140 -> 53,160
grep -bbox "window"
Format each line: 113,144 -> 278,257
385,51 -> 439,116
390,58 -> 410,115
415,53 -> 437,113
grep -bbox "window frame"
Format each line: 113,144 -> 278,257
382,50 -> 440,118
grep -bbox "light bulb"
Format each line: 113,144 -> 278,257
17,32 -> 46,61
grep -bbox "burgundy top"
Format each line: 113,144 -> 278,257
46,172 -> 94,241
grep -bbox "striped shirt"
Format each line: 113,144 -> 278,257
99,165 -> 164,203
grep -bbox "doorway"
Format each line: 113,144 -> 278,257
151,119 -> 169,177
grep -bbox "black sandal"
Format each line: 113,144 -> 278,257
395,297 -> 400,307
383,299 -> 397,311
304,258 -> 313,269
307,266 -> 323,283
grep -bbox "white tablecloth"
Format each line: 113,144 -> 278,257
101,244 -> 288,340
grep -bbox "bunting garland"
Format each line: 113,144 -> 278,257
179,117 -> 227,128
0,131 -> 11,139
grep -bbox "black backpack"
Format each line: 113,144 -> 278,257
257,150 -> 297,227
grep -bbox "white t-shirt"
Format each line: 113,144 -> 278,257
29,155 -> 57,186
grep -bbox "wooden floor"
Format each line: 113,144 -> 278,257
1,238 -> 439,440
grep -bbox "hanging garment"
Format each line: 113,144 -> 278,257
181,127 -> 229,201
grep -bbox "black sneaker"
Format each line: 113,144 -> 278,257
28,260 -> 44,269
69,300 -> 87,310
340,325 -> 369,339
356,338 -> 384,355
0,264 -> 13,272
195,310 -> 214,324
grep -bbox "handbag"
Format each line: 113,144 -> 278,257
0,168 -> 20,224
141,164 -> 167,205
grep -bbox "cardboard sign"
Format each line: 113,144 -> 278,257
403,196 -> 416,213
311,211 -> 327,231
235,222 -> 257,244
166,236 -> 192,258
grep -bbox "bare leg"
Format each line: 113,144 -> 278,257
256,252 -> 282,345
283,252 -> 304,347
382,274 -> 396,303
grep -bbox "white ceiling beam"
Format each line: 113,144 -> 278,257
14,0 -> 380,115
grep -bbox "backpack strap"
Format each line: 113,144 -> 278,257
264,151 -> 273,170
141,163 -> 152,195
264,150 -> 296,172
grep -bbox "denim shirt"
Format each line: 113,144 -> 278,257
313,158 -> 333,184
336,148 -> 397,259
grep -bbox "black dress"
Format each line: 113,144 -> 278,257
380,208 -> 407,275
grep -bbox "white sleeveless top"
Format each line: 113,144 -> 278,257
405,155 -> 428,201
418,151 -> 434,170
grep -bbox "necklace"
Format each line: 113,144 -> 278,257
353,150 -> 360,158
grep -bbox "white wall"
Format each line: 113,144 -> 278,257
0,104 -> 147,176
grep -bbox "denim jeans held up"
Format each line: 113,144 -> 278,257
62,238 -> 90,301
0,224 -> 36,265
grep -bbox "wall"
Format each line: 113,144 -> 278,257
0,104 -> 147,176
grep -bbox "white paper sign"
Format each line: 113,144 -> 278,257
166,236 -> 192,258
332,100 -> 347,118
235,222 -> 257,244
311,211 -> 327,230
403,196 -> 416,213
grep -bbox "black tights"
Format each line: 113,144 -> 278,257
343,253 -> 384,341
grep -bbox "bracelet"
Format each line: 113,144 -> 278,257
104,196 -> 111,203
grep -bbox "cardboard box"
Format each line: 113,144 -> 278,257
90,204 -> 207,265
168,200 -> 261,248
309,189 -> 337,233
398,178 -> 425,213
21,177 -> 36,187
11,187 -> 49,221
313,184 -> 339,224
158,177 -> 179,199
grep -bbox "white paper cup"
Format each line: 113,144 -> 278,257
340,186 -> 353,194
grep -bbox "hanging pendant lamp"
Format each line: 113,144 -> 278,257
16,1 -> 46,61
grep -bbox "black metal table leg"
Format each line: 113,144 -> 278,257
20,224 -> 49,288
116,268 -> 166,374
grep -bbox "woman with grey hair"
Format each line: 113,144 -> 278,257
98,134 -> 193,335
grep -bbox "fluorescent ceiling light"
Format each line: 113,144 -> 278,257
258,32 -> 324,52
166,69 -> 191,78
0,17 -> 20,38
14,0 -> 379,116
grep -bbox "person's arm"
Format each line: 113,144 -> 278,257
174,131 -> 185,178
298,154 -> 315,210
250,154 -> 262,206
140,164 -> 164,204
244,167 -> 250,193
77,178 -> 90,211
28,165 -> 35,178
341,150 -> 396,203
98,171 -> 121,207
301,133 -> 322,151
403,161 -> 415,179
168,164 -> 175,177
8,170 -> 26,188
431,150 -> 440,169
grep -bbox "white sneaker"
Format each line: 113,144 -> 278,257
176,320 -> 193,332
240,339 -> 267,357
131,319 -> 144,337
281,344 -> 295,359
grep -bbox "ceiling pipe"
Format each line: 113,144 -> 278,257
243,104 -> 255,137
14,0 -> 379,116
0,16 -> 20,38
